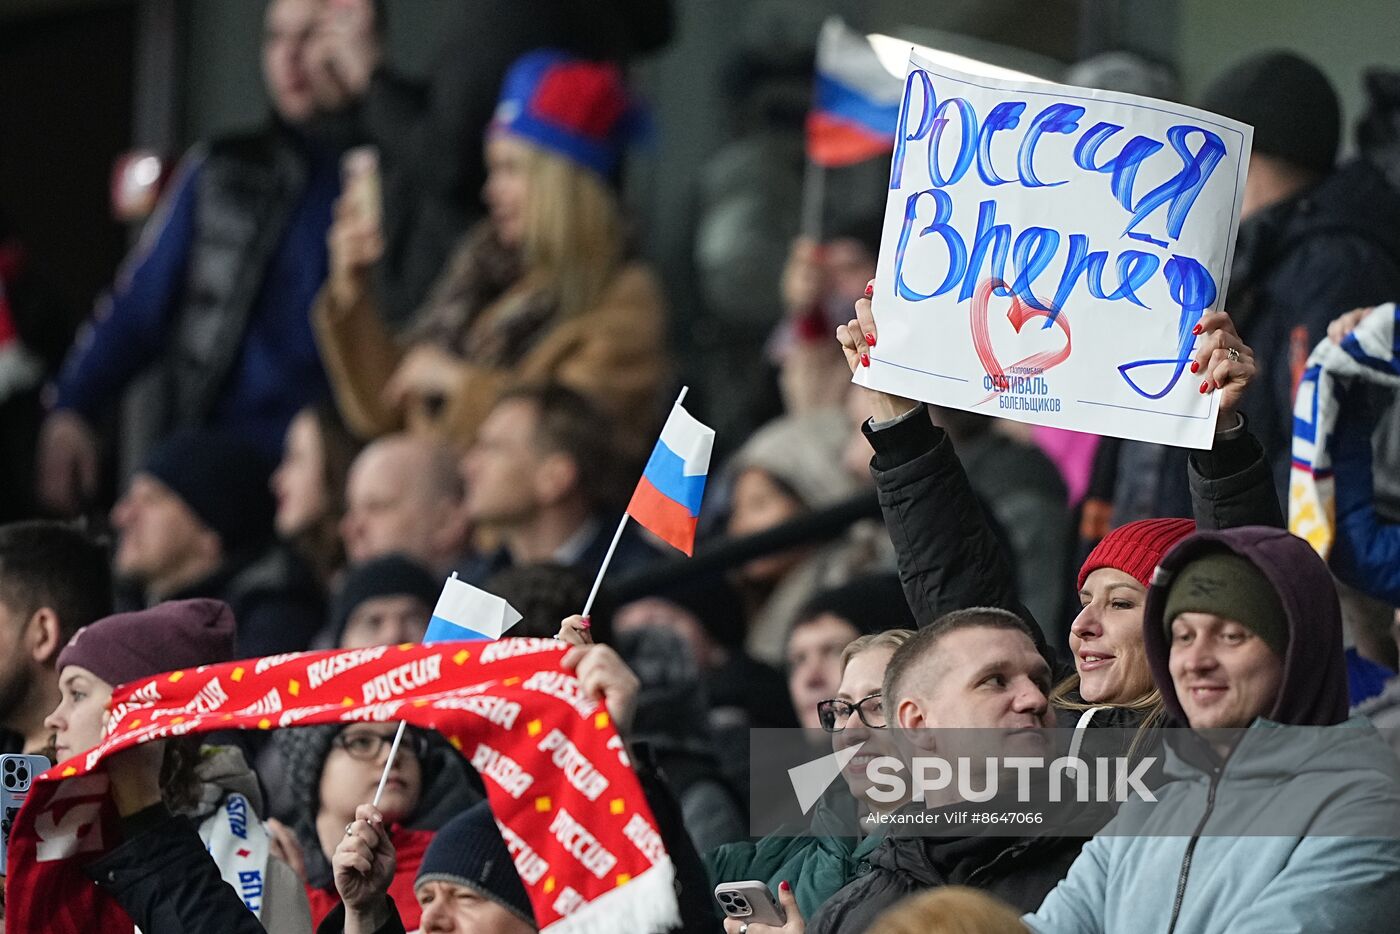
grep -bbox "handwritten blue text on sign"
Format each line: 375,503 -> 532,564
857,53 -> 1252,448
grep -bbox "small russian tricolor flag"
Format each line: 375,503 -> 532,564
626,400 -> 715,556
422,574 -> 523,643
806,18 -> 903,168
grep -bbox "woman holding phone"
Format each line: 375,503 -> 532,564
313,49 -> 668,451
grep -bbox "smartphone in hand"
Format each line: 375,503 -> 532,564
341,145 -> 381,229
715,880 -> 787,927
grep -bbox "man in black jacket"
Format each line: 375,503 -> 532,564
111,431 -> 322,659
1108,52 -> 1400,522
803,608 -> 1083,934
38,0 -> 374,515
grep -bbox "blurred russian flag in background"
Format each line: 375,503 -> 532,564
625,399 -> 715,556
806,18 -> 904,168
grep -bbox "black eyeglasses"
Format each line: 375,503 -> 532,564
816,693 -> 886,733
333,729 -> 429,762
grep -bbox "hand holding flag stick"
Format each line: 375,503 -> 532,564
802,18 -> 903,237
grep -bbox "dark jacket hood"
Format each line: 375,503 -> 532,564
1143,526 -> 1348,727
1234,159 -> 1400,294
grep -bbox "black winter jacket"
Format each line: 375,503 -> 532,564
864,405 -> 1283,646
87,804 -> 266,934
806,816 -> 1083,934
1231,160 -> 1400,502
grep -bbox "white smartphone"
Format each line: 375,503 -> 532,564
714,880 -> 787,926
341,145 -> 382,228
1,754 -> 50,875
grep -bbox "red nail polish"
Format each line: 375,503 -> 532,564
1199,380 -> 1208,393
1192,324 -> 1203,335
861,353 -> 870,368
781,881 -> 791,892
1190,361 -> 1199,373
579,617 -> 591,630
864,283 -> 874,297
865,333 -> 876,347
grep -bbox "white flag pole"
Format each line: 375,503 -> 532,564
800,159 -> 825,240
580,385 -> 689,620
371,721 -> 408,808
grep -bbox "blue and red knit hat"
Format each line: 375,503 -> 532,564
491,49 -> 638,180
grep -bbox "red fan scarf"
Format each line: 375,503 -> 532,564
4,639 -> 679,933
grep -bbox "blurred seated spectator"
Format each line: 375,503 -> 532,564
786,575 -> 915,731
612,576 -> 796,803
256,553 -> 446,819
321,801 -> 537,934
273,402 -> 363,589
313,50 -> 669,453
865,886 -> 1028,934
330,553 -> 438,648
37,0 -> 374,515
612,622 -> 747,854
340,433 -> 471,575
488,564 -> 744,852
458,384 -> 663,585
269,721 -> 482,931
111,430 -> 322,658
725,408 -> 885,665
47,599 -> 311,931
1204,52 -> 1400,505
1338,579 -> 1398,706
765,218 -> 882,418
0,520 -> 111,755
485,561 -> 596,639
1357,609 -> 1400,758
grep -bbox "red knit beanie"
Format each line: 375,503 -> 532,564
57,598 -> 235,689
1077,518 -> 1196,590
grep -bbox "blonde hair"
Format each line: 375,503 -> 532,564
518,142 -> 625,319
865,886 -> 1028,934
1050,672 -> 1166,762
841,629 -> 916,672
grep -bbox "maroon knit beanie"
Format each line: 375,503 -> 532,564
1077,518 -> 1196,591
57,598 -> 236,688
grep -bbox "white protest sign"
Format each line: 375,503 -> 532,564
855,51 -> 1253,448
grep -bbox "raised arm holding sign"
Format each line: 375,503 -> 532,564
854,52 -> 1253,449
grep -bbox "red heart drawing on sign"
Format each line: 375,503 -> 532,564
970,277 -> 1073,406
